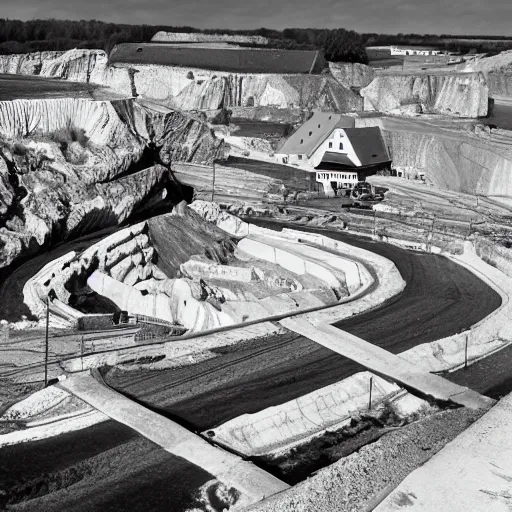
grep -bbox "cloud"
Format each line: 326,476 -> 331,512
1,0 -> 511,35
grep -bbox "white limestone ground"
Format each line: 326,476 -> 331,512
205,373 -> 428,457
23,202 -> 379,333
375,392 -> 512,512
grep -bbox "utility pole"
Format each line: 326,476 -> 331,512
368,376 -> 373,411
44,296 -> 50,388
44,289 -> 56,388
211,160 -> 216,203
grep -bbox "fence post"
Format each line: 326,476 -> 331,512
368,376 -> 373,410
81,335 -> 84,372
464,333 -> 469,370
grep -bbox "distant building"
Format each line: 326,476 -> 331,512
275,112 -> 391,196
390,46 -> 442,56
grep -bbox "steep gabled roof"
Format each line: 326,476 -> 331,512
343,127 -> 391,166
277,112 -> 355,158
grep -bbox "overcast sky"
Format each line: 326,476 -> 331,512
3,0 -> 512,36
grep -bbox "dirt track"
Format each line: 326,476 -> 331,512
1,421 -> 214,512
106,222 -> 501,430
0,74 -> 98,100
2,222 -> 502,511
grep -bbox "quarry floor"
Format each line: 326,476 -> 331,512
0,222 -> 507,511
0,74 -> 124,101
0,421 -> 218,512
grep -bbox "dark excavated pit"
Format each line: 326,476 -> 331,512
0,421 -> 219,512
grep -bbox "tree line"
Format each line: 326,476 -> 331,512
1,19 -> 510,63
0,19 -> 368,63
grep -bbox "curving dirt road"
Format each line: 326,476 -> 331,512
106,221 -> 501,430
2,222 -> 502,511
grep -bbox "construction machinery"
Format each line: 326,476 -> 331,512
350,181 -> 385,208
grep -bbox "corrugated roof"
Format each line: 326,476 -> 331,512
343,127 -> 391,167
110,44 -> 326,74
277,112 -> 355,157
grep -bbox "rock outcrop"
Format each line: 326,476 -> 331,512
360,72 -> 489,117
329,62 -> 375,89
359,117 -> 512,195
0,51 -> 63,75
0,97 -> 223,269
458,50 -> 512,98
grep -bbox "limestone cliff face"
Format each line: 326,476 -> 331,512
458,50 -> 512,97
126,67 -> 362,111
4,49 -> 362,113
0,97 -> 223,269
360,73 -> 489,117
377,125 -> 512,195
329,62 -> 375,89
0,51 -> 63,75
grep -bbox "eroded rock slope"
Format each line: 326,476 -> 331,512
0,49 -> 363,112
0,97 -> 223,269
360,72 -> 488,117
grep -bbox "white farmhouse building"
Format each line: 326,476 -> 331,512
390,46 -> 442,56
275,112 -> 391,196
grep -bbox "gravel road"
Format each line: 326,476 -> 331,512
106,221 -> 501,429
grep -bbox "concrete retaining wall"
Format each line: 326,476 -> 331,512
207,372 -> 402,456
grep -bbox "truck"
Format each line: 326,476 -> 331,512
350,181 -> 385,208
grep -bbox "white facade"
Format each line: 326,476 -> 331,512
276,128 -> 362,197
316,171 -> 359,196
390,46 -> 442,56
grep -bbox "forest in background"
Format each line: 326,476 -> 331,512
1,18 -> 511,62
0,19 -> 369,63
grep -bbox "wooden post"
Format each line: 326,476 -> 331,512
464,334 -> 469,370
211,161 -> 216,203
368,376 -> 373,410
81,335 -> 84,372
44,297 -> 50,388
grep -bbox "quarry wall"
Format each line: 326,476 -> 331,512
355,117 -> 512,197
0,51 -> 64,75
0,49 -> 362,112
381,129 -> 512,196
329,62 -> 375,90
0,96 -> 222,270
458,50 -> 512,97
360,72 -> 489,117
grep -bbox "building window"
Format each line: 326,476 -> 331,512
328,142 -> 332,149
309,131 -> 312,136
300,139 -> 303,144
339,142 -> 344,150
298,155 -> 303,160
